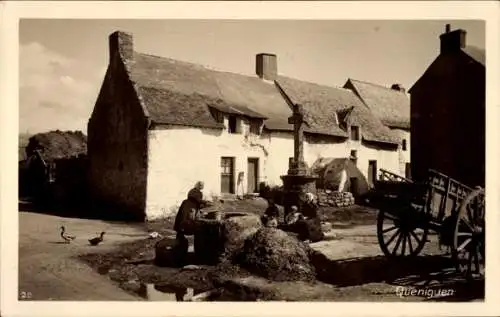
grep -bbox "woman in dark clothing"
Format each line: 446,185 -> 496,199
173,181 -> 206,266
301,193 -> 319,219
174,181 -> 206,234
296,193 -> 323,242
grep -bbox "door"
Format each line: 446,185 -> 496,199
247,158 -> 259,193
368,160 -> 377,187
405,162 -> 411,179
221,157 -> 235,194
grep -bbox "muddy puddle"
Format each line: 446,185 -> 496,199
141,283 -> 219,301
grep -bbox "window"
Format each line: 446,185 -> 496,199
228,115 -> 237,134
221,157 -> 233,174
402,139 -> 407,151
221,157 -> 235,193
214,110 -> 224,124
350,150 -> 358,165
350,125 -> 360,141
249,120 -> 261,135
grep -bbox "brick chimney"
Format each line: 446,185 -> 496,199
109,31 -> 134,61
391,84 -> 405,93
256,53 -> 277,81
439,24 -> 466,54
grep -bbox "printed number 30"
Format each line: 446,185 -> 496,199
19,291 -> 32,300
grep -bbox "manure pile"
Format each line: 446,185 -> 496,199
236,227 -> 316,282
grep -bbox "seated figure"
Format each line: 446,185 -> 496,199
261,198 -> 280,227
281,193 -> 324,242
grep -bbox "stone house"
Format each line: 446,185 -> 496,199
88,31 -> 404,220
343,79 -> 411,179
409,25 -> 485,188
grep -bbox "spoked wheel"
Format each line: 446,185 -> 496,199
377,208 -> 429,257
452,188 -> 485,278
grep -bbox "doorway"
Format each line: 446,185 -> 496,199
405,162 -> 411,179
247,158 -> 259,194
368,160 -> 377,187
221,157 -> 235,194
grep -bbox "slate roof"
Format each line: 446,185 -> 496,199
344,79 -> 410,130
462,46 -> 485,66
409,45 -> 486,94
118,35 -> 399,145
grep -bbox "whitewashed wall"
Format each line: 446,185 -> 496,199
145,117 -> 270,220
265,131 -> 293,187
391,128 -> 411,176
144,122 -> 402,219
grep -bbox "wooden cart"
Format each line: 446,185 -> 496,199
370,168 -> 485,277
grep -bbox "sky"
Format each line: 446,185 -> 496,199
19,19 -> 485,134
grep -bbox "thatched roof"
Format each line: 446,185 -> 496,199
138,86 -> 225,129
276,76 -> 399,143
129,53 -> 289,130
342,105 -> 400,144
120,42 -> 399,144
275,77 -> 352,137
19,133 -> 30,161
344,79 -> 410,130
26,130 -> 87,162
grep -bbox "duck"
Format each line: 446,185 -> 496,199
88,231 -> 106,246
60,226 -> 76,244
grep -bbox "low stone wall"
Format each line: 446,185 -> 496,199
317,190 -> 355,207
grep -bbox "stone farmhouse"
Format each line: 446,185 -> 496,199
88,31 -> 410,220
409,25 -> 485,188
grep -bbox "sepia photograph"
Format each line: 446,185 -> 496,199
1,1 -> 499,317
16,18 -> 486,302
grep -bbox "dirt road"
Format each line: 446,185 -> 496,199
18,200 -> 483,302
18,211 -> 145,300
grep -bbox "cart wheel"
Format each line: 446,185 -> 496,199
377,208 -> 429,257
452,188 -> 485,278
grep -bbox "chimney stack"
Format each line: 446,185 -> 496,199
109,31 -> 134,61
439,24 -> 466,54
391,84 -> 405,93
256,53 -> 278,81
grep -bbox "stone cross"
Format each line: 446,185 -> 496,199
288,104 -> 306,172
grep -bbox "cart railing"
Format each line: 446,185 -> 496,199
378,169 -> 412,183
373,168 -> 473,223
425,169 -> 473,222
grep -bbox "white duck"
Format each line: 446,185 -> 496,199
60,226 -> 76,244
